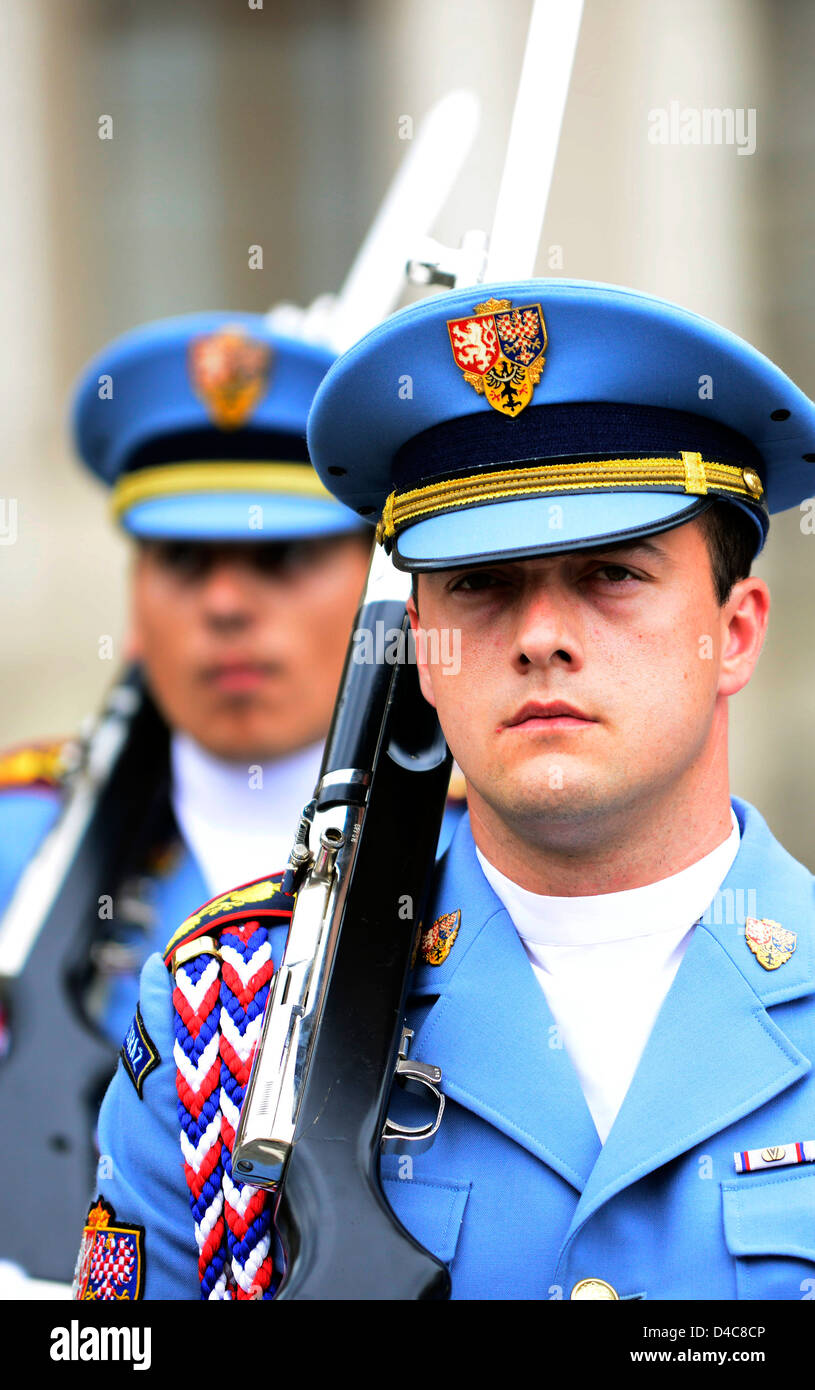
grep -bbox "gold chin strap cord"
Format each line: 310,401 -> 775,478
112,461 -> 334,521
375,451 -> 764,545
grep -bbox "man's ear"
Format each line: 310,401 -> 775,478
406,591 -> 437,710
716,575 -> 770,698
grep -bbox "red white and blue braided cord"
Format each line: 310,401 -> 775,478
174,920 -> 276,1299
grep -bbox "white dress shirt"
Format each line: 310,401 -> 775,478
476,811 -> 741,1142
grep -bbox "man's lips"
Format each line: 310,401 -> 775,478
501,700 -> 597,731
201,662 -> 281,694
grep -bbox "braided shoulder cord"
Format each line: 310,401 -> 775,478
219,920 -> 277,1299
173,953 -> 231,1298
173,918 -> 278,1299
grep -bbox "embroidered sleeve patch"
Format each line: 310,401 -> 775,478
73,1198 -> 145,1300
120,1004 -> 161,1098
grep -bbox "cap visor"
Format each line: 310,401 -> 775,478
393,490 -> 709,570
122,491 -> 366,541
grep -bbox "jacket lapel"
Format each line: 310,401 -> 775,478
564,797 -> 814,1237
410,817 -> 601,1193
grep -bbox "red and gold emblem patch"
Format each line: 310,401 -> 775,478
419,910 -> 461,966
745,916 -> 797,971
447,298 -> 547,417
73,1198 -> 144,1301
189,325 -> 272,430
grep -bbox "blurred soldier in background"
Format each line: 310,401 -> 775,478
2,313 -> 371,1040
0,313 -> 371,1285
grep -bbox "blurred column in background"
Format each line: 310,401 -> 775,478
747,0 -> 815,858
0,3 -> 89,732
0,0 -> 812,861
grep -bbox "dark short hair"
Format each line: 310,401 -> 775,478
409,497 -> 757,609
697,499 -> 757,605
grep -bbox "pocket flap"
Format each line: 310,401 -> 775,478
381,1173 -> 471,1265
722,1167 -> 815,1260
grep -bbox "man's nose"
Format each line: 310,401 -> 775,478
199,562 -> 259,629
511,585 -> 584,671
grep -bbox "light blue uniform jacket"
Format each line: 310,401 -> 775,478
0,783 -> 209,1043
0,786 -> 62,905
90,796 -> 815,1300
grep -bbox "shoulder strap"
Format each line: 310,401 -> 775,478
164,871 -> 292,972
0,737 -> 73,793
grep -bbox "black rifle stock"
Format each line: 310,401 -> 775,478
0,665 -> 172,1280
234,549 -> 452,1299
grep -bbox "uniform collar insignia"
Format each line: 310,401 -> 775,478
419,909 -> 461,966
744,916 -> 797,971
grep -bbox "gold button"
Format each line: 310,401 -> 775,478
742,468 -> 763,498
571,1277 -> 619,1300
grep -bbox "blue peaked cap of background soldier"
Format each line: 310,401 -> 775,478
306,279 -> 815,569
73,312 -> 363,540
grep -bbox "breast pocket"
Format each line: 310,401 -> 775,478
381,1170 -> 471,1267
722,1168 -> 815,1301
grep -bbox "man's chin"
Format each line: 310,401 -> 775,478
470,763 -> 634,833
186,719 -> 320,766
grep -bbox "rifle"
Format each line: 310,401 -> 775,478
0,665 -> 173,1281
234,547 -> 452,1299
235,0 -> 585,1296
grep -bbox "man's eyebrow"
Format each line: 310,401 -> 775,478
581,538 -> 669,561
437,537 -> 672,582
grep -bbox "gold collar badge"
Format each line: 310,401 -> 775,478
745,916 -> 797,971
419,910 -> 461,966
447,298 -> 547,417
189,325 -> 272,430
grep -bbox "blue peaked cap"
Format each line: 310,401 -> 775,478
73,312 -> 363,541
307,279 -> 815,569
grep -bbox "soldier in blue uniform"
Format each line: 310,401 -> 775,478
0,314 -> 381,1289
76,280 -> 815,1300
0,313 -> 371,1046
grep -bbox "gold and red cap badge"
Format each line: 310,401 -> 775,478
189,324 -> 273,430
447,298 -> 547,418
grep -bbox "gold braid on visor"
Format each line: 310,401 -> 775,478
112,461 -> 333,521
375,451 -> 765,546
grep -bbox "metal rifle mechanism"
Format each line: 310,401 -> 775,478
234,547 -> 453,1299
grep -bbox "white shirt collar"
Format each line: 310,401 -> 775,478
170,731 -> 323,898
476,809 -> 741,948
